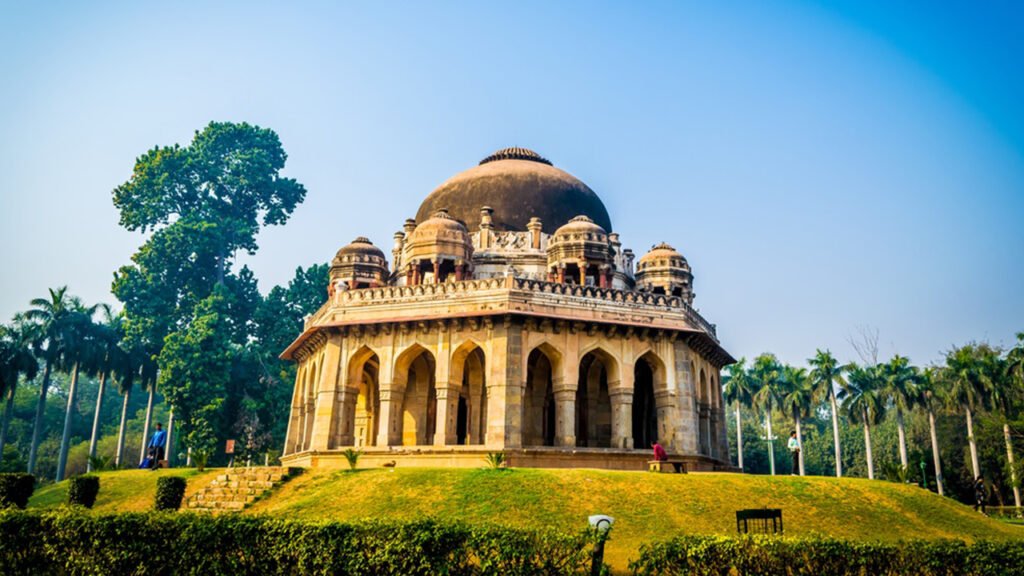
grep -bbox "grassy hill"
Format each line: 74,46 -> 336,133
29,467 -> 1021,571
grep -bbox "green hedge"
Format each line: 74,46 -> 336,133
0,473 -> 34,509
0,510 -> 600,575
628,535 -> 1024,576
154,477 -> 186,511
67,475 -> 99,508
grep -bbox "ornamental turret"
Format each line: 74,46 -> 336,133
635,242 -> 694,304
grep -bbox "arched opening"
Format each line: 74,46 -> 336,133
414,259 -> 458,284
633,355 -> 659,449
699,367 -> 710,456
452,345 -> 487,445
577,350 -> 614,448
456,396 -> 468,445
352,352 -> 380,447
395,345 -> 437,446
524,347 -> 557,447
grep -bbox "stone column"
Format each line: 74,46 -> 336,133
673,341 -> 700,454
309,335 -> 344,451
486,318 -> 523,448
376,387 -> 405,446
699,403 -> 711,455
432,259 -> 441,283
709,409 -> 720,459
434,385 -> 459,446
609,388 -> 634,449
553,387 -> 577,447
336,386 -> 359,447
282,365 -> 306,455
556,265 -> 565,284
578,261 -> 587,285
528,217 -> 543,249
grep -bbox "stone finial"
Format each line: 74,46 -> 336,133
480,206 -> 494,230
527,217 -> 543,249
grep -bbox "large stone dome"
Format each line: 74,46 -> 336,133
415,148 -> 612,234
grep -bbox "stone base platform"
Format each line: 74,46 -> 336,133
281,446 -> 734,472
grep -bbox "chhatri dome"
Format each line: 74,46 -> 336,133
282,146 -> 732,473
416,147 -> 613,234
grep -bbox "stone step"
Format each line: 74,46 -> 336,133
182,467 -> 302,514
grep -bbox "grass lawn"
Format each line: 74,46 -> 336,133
28,467 -> 1022,572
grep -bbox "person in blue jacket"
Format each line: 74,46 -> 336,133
147,422 -> 166,471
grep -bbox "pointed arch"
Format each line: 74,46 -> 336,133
633,351 -> 667,449
347,345 -> 381,447
523,345 -> 559,447
449,339 -> 486,445
577,348 -> 616,448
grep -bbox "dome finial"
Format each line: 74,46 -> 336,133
480,147 -> 552,166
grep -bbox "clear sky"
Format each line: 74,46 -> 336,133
1,1 -> 1021,368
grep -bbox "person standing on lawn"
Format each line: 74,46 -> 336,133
147,422 -> 166,471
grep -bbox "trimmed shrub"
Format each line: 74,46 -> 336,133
67,475 -> 99,508
154,476 -> 186,510
0,473 -> 35,509
628,535 -> 1024,576
0,510 -> 600,575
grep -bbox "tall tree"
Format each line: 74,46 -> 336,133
113,342 -> 140,468
995,334 -> 1023,510
750,354 -> 783,476
22,286 -> 79,474
919,367 -> 947,496
54,302 -> 99,481
842,364 -> 886,480
942,343 -> 998,480
723,358 -> 755,471
781,365 -> 813,476
0,323 -> 39,465
86,308 -> 128,472
883,355 -> 920,472
808,349 -> 847,478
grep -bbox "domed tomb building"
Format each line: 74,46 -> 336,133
281,148 -> 734,470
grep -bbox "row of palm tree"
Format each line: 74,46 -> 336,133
0,286 -> 161,480
724,338 -> 1023,508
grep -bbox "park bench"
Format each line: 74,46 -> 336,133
647,459 -> 687,473
736,508 -> 783,534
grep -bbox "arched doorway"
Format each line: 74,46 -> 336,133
633,355 -> 659,449
349,348 -> 381,447
451,344 -> 486,445
698,367 -> 710,456
577,350 -> 614,448
524,347 -> 557,447
395,345 -> 437,446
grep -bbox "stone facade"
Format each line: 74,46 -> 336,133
280,148 -> 733,470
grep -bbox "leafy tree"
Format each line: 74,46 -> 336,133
750,354 -> 783,475
994,335 -> 1023,509
918,367 -> 948,495
882,355 -> 921,471
0,323 -> 39,466
723,358 -> 754,471
808,349 -> 847,478
781,365 -> 813,475
842,364 -> 886,480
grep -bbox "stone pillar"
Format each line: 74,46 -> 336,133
434,385 -> 459,446
528,217 -> 543,249
609,387 -> 634,449
486,318 -> 523,448
283,365 -> 306,455
432,259 -> 441,283
454,262 -> 465,281
709,409 -> 720,459
336,386 -> 359,447
557,265 -> 565,284
673,341 -> 700,454
553,387 -> 577,447
309,335 -> 344,451
578,261 -> 587,285
699,402 -> 711,455
468,388 -> 483,445
376,387 -> 405,446
480,207 -> 494,249
392,231 -> 405,272
715,407 -> 730,461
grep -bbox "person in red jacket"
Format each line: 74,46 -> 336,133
652,441 -> 668,462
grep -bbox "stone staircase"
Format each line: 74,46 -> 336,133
186,466 -> 302,513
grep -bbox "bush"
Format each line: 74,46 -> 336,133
628,535 -> 1024,576
154,476 -> 186,511
0,510 -> 600,575
67,475 -> 99,508
342,448 -> 361,471
0,473 -> 35,509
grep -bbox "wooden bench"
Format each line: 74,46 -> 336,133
736,508 -> 783,534
648,460 -> 687,473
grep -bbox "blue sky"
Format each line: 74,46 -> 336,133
1,1 -> 1021,367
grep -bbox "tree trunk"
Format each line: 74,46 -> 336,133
928,408 -> 944,496
765,408 -> 775,476
830,388 -> 843,478
863,407 -> 874,480
896,407 -> 908,471
165,408 -> 175,468
87,371 -> 107,472
56,361 -> 81,481
138,386 -> 155,464
735,401 -> 744,471
27,360 -> 52,474
795,412 -> 805,476
115,386 -> 131,468
1005,422 -> 1021,510
0,387 -> 16,465
966,406 -> 980,479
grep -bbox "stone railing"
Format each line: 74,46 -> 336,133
303,276 -> 718,339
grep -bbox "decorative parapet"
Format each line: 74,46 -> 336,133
304,276 -> 717,340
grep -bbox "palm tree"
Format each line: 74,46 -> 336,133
808,349 -> 847,478
113,343 -> 142,468
23,286 -> 80,475
919,366 -> 947,496
883,355 -> 920,472
87,307 -> 125,472
781,365 -> 813,476
942,344 -> 997,480
55,302 -> 99,481
750,353 -> 783,476
0,323 -> 39,465
723,358 -> 755,471
995,334 -> 1023,510
137,357 -> 159,466
841,364 -> 886,479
